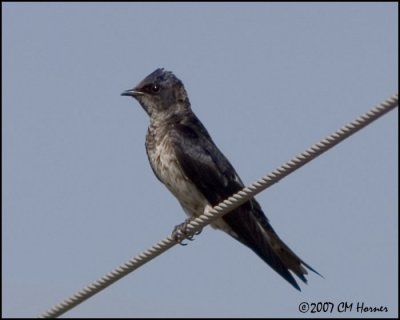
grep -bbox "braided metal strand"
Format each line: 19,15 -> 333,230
39,93 -> 397,318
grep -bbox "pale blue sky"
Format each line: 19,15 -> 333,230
3,2 -> 398,318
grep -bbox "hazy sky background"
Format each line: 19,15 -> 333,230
3,2 -> 398,318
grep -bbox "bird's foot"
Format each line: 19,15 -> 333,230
172,218 -> 202,246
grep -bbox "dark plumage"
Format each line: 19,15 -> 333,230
121,68 -> 319,290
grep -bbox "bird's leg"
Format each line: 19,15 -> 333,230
172,217 -> 202,245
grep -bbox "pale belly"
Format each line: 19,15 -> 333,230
147,134 -> 233,233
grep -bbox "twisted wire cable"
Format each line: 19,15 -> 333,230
39,93 -> 398,318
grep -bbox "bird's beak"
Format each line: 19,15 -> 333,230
121,89 -> 144,97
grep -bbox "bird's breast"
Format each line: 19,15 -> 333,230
146,131 -> 208,217
145,127 -> 235,234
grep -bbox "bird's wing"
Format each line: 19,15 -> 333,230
170,120 -> 318,290
170,121 -> 243,206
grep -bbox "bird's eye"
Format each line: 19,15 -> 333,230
151,84 -> 160,93
141,83 -> 160,94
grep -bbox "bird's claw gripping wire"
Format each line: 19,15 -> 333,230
172,218 -> 202,245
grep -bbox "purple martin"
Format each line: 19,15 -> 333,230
121,68 -> 318,290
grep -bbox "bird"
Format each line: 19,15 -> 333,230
121,68 -> 319,290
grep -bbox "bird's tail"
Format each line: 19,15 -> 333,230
259,226 -> 322,290
223,201 -> 321,291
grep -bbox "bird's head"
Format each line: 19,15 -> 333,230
121,68 -> 191,121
